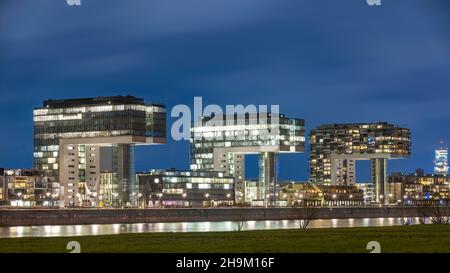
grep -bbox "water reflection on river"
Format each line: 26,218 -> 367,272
0,217 -> 428,238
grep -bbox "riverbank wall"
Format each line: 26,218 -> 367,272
0,207 -> 428,227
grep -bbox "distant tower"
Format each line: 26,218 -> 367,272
434,141 -> 449,175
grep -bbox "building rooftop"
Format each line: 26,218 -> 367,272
198,113 -> 304,124
39,95 -> 164,109
137,169 -> 234,178
313,122 -> 407,130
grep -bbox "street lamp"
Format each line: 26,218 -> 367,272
157,193 -> 163,207
379,195 -> 384,206
205,193 -> 210,207
181,193 -> 187,207
137,193 -> 143,208
45,192 -> 51,207
17,192 -> 23,206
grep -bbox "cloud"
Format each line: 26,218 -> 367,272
0,0 -> 449,176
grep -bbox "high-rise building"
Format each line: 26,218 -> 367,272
434,142 -> 449,175
33,95 -> 166,207
190,113 -> 305,206
309,122 -> 410,203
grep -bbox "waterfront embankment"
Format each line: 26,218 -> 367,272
0,206 -> 428,227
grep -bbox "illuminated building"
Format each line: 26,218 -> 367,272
0,170 -> 5,203
309,122 -> 411,203
277,182 -> 323,207
243,180 -> 265,205
356,182 -> 376,204
434,142 -> 449,175
277,182 -> 363,207
190,113 -> 305,206
137,169 -> 234,207
0,168 -> 53,207
320,185 -> 364,206
389,170 -> 450,205
33,96 -> 166,207
99,172 -> 116,207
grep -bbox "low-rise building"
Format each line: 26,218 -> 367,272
277,182 -> 363,207
278,182 -> 323,206
0,174 -> 5,204
137,169 -> 235,208
0,168 -> 54,207
320,185 -> 364,206
388,170 -> 450,205
99,171 -> 117,207
243,180 -> 263,205
356,182 -> 376,204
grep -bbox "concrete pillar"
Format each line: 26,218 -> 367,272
259,152 -> 278,207
330,157 -> 340,185
213,151 -> 245,204
85,145 -> 100,206
112,144 -> 136,207
346,159 -> 356,185
331,157 -> 356,186
371,158 -> 387,204
59,143 -> 80,208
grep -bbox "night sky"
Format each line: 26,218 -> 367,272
0,0 -> 449,181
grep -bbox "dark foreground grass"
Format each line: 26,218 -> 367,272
1,225 -> 450,253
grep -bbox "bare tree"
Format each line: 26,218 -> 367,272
399,204 -> 414,226
400,217 -> 414,226
234,212 -> 247,231
428,203 -> 450,225
417,203 -> 431,225
296,206 -> 317,230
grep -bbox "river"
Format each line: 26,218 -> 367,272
0,217 -> 429,238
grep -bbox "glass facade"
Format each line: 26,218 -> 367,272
33,96 -> 166,207
190,113 -> 305,205
34,96 -> 165,177
190,114 -> 305,170
434,146 -> 449,175
112,144 -> 136,206
99,172 -> 117,207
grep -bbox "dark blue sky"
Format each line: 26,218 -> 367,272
0,0 -> 449,181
